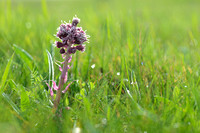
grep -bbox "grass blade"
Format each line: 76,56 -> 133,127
0,53 -> 14,94
13,44 -> 34,70
46,50 -> 54,90
2,92 -> 21,115
41,0 -> 48,18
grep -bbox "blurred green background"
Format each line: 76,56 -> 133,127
0,0 -> 200,132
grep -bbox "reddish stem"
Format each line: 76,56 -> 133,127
53,44 -> 71,112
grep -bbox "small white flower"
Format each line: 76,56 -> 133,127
184,85 -> 187,88
91,64 -> 95,69
72,127 -> 81,133
117,72 -> 120,76
144,131 -> 147,133
35,123 -> 38,127
124,79 -> 129,82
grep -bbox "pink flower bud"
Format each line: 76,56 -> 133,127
72,17 -> 80,27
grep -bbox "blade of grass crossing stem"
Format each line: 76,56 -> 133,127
13,44 -> 34,70
0,53 -> 14,95
46,50 -> 54,90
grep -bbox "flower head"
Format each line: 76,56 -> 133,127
56,17 -> 89,55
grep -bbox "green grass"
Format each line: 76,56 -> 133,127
0,0 -> 200,132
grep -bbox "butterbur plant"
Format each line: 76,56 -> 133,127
46,16 -> 89,112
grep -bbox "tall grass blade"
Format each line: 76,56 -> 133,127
6,0 -> 11,20
41,0 -> 48,18
13,44 -> 34,70
131,70 -> 141,100
46,50 -> 54,89
2,92 -> 21,115
0,53 -> 14,94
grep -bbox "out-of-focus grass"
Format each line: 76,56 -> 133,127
0,0 -> 200,132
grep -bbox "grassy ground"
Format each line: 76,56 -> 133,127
0,0 -> 200,132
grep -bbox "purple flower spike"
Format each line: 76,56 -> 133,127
52,16 -> 89,111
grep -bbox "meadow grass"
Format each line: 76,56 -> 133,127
0,0 -> 200,132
